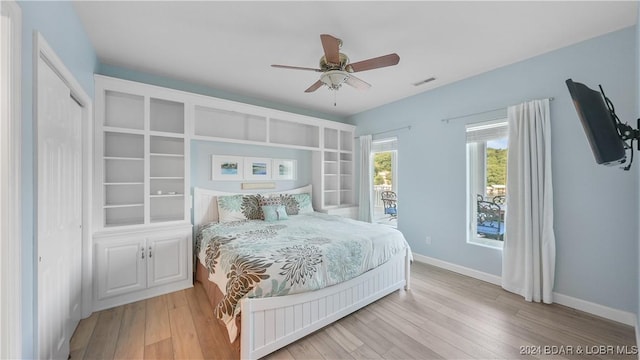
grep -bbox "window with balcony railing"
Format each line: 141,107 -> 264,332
466,120 -> 508,248
372,138 -> 397,226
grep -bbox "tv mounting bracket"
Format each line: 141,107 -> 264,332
600,85 -> 640,171
617,119 -> 640,149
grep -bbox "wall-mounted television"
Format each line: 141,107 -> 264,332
565,79 -> 630,168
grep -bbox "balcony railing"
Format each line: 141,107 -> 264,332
373,185 -> 393,207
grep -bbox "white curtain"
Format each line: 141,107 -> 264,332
502,99 -> 556,303
358,135 -> 373,222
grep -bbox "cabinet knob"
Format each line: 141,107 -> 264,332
141,247 -> 145,259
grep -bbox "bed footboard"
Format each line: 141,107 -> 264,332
240,248 -> 410,359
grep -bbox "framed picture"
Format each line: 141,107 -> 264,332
243,157 -> 271,180
272,159 -> 297,180
211,155 -> 244,180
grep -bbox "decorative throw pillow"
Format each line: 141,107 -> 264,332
259,196 -> 282,207
292,193 -> 314,213
217,194 -> 264,222
262,205 -> 289,222
241,194 -> 264,220
279,194 -> 300,215
279,192 -> 314,215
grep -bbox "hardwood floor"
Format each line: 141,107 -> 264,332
71,262 -> 637,359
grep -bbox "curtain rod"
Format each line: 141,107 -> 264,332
354,125 -> 412,139
441,97 -> 554,123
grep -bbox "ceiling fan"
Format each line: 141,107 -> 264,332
271,34 -> 400,93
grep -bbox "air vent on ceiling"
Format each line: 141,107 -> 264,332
413,77 -> 436,86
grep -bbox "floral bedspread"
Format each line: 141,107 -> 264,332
196,212 -> 410,342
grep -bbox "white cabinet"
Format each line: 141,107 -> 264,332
95,237 -> 146,299
93,225 -> 191,311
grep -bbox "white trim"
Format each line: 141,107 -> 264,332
34,33 -> 93,355
0,1 -> 22,358
412,253 -> 502,285
240,248 -> 409,360
412,253 -> 636,326
635,316 -> 639,350
552,292 -> 636,326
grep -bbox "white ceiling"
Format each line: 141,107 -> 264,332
73,1 -> 637,118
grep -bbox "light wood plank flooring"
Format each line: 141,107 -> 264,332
71,262 -> 637,359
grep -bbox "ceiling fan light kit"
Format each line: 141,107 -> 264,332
320,70 -> 350,90
272,34 -> 400,94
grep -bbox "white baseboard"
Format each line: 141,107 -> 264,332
552,292 -> 636,326
412,253 -> 636,327
412,253 -> 502,286
635,317 -> 639,350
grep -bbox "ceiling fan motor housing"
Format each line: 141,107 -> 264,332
320,53 -> 350,71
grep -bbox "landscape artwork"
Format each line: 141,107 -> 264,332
272,159 -> 297,180
212,155 -> 243,180
244,157 -> 271,180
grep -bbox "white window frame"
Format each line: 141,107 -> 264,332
372,137 -> 398,225
0,0 -> 22,358
466,120 -> 507,249
372,137 -> 398,192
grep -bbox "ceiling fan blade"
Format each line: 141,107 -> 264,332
320,34 -> 340,65
345,74 -> 371,91
304,80 -> 324,93
271,64 -> 322,72
347,53 -> 400,73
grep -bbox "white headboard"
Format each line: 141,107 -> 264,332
193,185 -> 312,230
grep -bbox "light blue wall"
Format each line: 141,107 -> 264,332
191,140 -> 313,193
348,27 -> 638,313
18,1 -> 98,357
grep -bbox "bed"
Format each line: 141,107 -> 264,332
193,186 -> 411,359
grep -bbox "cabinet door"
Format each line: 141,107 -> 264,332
147,233 -> 188,288
95,238 -> 146,300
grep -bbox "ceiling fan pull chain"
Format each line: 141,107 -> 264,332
334,91 -> 337,107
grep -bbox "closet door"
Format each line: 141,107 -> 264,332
36,56 -> 82,360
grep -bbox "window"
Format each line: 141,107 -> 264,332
466,120 -> 508,248
372,138 -> 397,226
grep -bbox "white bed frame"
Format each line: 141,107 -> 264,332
193,187 -> 411,360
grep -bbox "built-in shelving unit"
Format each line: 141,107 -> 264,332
312,125 -> 355,210
93,76 -> 192,311
102,96 -> 146,226
92,74 -> 356,309
193,106 -> 268,143
189,86 -> 355,211
96,81 -> 190,229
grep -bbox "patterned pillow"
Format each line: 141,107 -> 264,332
259,196 -> 282,207
279,192 -> 314,215
217,194 -> 264,222
261,205 -> 289,222
292,193 -> 314,214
